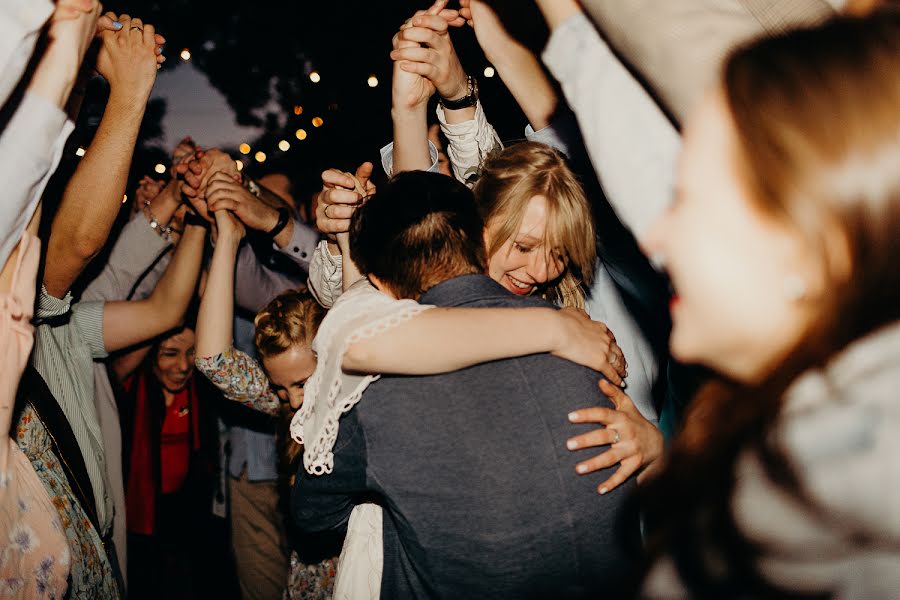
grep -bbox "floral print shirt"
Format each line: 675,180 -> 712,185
195,347 -> 280,416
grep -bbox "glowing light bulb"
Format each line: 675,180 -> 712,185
154,163 -> 166,174
238,143 -> 251,154
309,70 -> 321,83
295,129 -> 308,140
293,105 -> 303,115
75,147 -> 86,157
254,151 -> 266,163
483,66 -> 495,78
180,48 -> 191,61
367,75 -> 378,88
235,160 -> 243,172
311,117 -> 324,128
122,194 -> 128,204
278,140 -> 290,152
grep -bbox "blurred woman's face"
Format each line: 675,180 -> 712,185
641,91 -> 821,382
263,344 -> 317,410
153,328 -> 196,393
484,195 -> 568,297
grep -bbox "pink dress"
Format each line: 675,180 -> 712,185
0,233 -> 69,598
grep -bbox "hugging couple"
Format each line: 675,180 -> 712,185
290,170 -> 640,599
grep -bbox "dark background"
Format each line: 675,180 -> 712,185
68,0 -> 552,197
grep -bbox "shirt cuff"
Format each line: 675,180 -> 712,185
72,300 -> 108,359
379,140 -> 440,177
35,285 -> 72,321
524,111 -> 580,159
273,217 -> 318,264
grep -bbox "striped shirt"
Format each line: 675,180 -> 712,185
32,286 -> 112,534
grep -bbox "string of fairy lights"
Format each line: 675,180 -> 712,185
73,46 -> 498,177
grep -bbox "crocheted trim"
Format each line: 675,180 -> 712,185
290,302 -> 434,475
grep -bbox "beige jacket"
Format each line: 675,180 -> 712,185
579,0 -> 838,123
645,320 -> 900,598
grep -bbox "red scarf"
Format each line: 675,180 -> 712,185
124,370 -> 202,536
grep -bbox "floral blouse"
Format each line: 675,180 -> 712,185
196,348 -> 280,416
196,349 -> 338,600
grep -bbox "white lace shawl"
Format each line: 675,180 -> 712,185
289,278 -> 434,475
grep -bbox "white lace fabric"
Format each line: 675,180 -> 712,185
290,278 -> 434,476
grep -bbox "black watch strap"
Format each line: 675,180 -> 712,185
183,211 -> 210,229
267,207 -> 291,239
439,75 -> 478,111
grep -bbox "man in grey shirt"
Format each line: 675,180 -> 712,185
293,172 -> 638,598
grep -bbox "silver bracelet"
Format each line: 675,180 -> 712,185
144,200 -> 172,240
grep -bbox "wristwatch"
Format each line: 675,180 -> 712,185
439,75 -> 478,111
266,206 -> 291,240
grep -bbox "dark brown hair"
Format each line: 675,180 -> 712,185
350,171 -> 486,299
642,9 -> 900,597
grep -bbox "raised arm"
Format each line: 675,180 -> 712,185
459,0 -> 557,130
574,0 -> 835,124
195,209 -> 243,360
101,216 -> 206,353
344,305 -> 627,387
533,0 -> 681,238
0,2 -> 100,268
44,13 -> 161,297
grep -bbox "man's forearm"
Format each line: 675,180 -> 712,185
45,90 -> 148,296
391,106 -> 432,173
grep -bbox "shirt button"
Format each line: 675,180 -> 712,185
293,246 -> 300,253
301,252 -> 308,258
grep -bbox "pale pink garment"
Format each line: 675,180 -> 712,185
0,232 -> 69,598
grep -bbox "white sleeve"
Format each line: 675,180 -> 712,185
307,240 -> 344,309
436,100 -> 503,186
542,12 -> 681,238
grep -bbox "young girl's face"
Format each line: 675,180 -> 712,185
153,328 -> 196,393
263,344 -> 317,409
484,194 -> 568,297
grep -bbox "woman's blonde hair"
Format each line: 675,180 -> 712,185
473,142 -> 596,308
254,287 -> 325,362
254,288 -> 325,470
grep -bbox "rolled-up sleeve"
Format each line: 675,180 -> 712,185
436,101 -> 503,186
307,240 -> 343,309
0,91 -> 74,267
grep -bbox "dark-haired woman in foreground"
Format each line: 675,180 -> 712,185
633,10 -> 900,599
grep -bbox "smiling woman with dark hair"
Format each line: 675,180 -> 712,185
117,322 -> 223,600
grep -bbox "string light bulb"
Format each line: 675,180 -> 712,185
293,105 -> 303,115
154,163 -> 166,174
75,147 -> 86,157
122,194 -> 128,204
309,70 -> 321,83
180,48 -> 191,61
295,129 -> 308,140
278,140 -> 290,151
238,143 -> 251,154
235,160 -> 243,172
312,117 -> 324,128
367,75 -> 378,88
483,66 -> 495,78
254,151 -> 266,163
